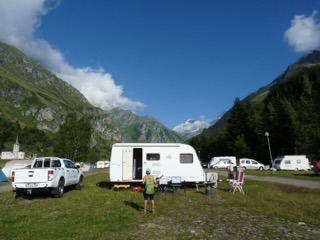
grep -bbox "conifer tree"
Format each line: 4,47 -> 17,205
54,113 -> 93,162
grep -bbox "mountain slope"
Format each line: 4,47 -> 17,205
206,50 -> 320,135
0,41 -> 183,148
107,108 -> 184,142
0,41 -> 122,146
243,50 -> 320,105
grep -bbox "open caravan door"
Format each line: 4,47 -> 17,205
122,148 -> 143,181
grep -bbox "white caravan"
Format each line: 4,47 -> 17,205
109,143 -> 205,183
96,160 -> 110,168
273,155 -> 310,171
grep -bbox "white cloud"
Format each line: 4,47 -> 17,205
0,0 -> 145,111
284,11 -> 320,52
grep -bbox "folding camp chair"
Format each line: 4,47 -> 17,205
229,171 -> 245,194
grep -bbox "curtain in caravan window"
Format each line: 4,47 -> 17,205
146,153 -> 160,160
180,154 -> 193,163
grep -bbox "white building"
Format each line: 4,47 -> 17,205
1,136 -> 25,160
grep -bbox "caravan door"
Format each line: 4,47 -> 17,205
122,148 -> 143,181
122,148 -> 133,180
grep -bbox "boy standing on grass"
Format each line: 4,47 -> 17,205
142,168 -> 157,214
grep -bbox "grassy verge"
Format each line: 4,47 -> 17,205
0,169 -> 320,239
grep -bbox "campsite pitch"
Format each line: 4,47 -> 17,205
0,169 -> 319,239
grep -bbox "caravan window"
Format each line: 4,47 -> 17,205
180,154 -> 193,164
146,153 -> 160,161
284,160 -> 291,164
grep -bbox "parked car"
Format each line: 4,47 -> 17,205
211,159 -> 236,169
209,156 -> 236,169
239,158 -> 265,170
201,161 -> 209,168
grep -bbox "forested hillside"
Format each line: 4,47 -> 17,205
0,41 -> 186,162
190,64 -> 320,165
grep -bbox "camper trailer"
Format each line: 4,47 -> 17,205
273,155 -> 310,171
96,160 -> 110,168
109,143 -> 205,184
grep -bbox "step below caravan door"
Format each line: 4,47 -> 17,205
122,148 -> 133,181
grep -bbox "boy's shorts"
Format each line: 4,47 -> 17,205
144,193 -> 154,200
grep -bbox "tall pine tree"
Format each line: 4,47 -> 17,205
54,113 -> 93,162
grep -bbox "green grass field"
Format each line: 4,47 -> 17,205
1,168 -> 320,239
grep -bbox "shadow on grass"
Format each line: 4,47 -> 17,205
14,186 -> 74,200
124,200 -> 144,212
96,181 -> 115,189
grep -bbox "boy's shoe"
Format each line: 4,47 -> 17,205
152,209 -> 156,214
143,209 -> 147,214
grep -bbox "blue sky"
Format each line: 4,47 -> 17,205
1,1 -> 320,128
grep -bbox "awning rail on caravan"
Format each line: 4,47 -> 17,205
109,143 -> 205,184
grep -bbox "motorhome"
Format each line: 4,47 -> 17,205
209,156 -> 236,169
273,155 -> 310,171
109,143 -> 205,184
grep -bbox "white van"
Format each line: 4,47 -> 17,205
239,158 -> 265,170
209,156 -> 236,169
273,155 -> 310,171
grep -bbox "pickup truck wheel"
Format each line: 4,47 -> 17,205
53,179 -> 64,198
75,175 -> 83,190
